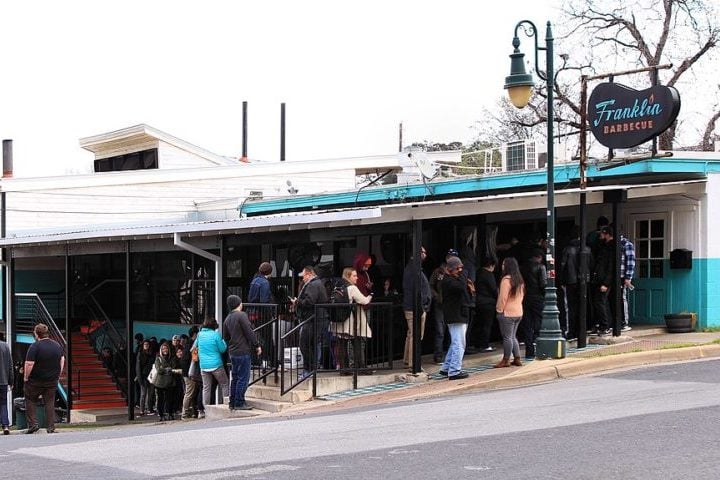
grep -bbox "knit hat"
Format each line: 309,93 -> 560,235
447,248 -> 459,258
226,294 -> 242,310
446,256 -> 463,270
259,262 -> 273,276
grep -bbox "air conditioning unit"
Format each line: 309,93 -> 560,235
501,140 -> 547,172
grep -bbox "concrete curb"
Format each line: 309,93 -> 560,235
445,343 -> 720,397
262,342 -> 720,417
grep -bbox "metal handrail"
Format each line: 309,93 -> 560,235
15,293 -> 67,349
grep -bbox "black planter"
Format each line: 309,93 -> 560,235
664,313 -> 695,333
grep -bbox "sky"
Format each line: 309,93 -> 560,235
0,0 -> 559,177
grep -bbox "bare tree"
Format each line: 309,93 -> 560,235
483,0 -> 720,152
563,0 -> 720,150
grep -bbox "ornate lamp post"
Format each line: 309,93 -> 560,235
504,20 -> 566,359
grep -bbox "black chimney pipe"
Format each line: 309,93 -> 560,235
241,101 -> 248,162
280,103 -> 286,162
2,139 -> 12,239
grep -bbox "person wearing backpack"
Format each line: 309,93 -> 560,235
328,267 -> 374,374
559,225 -> 587,341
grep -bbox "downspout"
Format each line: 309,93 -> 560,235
1,140 -> 10,426
173,233 -> 222,329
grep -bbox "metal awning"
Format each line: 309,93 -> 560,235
0,178 -> 705,250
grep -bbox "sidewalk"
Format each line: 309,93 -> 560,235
281,326 -> 720,416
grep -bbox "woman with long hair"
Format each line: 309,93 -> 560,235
152,342 -> 177,421
494,257 -> 525,368
196,318 -> 229,407
329,267 -> 373,374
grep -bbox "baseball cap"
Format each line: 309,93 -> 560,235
447,248 -> 459,257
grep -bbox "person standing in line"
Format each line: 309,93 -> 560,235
0,335 -> 13,435
294,266 -> 329,377
223,294 -> 261,411
520,249 -> 546,360
591,226 -> 615,336
429,258 -> 448,364
494,257 -> 525,368
619,232 -> 636,332
402,246 -> 432,369
471,257 -> 498,352
438,256 -> 471,380
328,267 -> 374,374
196,318 -> 229,407
152,342 -> 177,421
23,324 -> 65,434
247,262 -> 274,323
136,340 -> 156,416
352,252 -> 374,299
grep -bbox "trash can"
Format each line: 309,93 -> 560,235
13,397 -> 47,430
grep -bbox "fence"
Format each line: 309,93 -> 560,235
279,302 -> 394,395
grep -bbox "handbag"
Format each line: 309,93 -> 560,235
147,364 -> 158,384
188,360 -> 198,378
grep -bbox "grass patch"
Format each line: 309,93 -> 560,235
659,343 -> 697,350
703,327 -> 720,333
709,338 -> 720,345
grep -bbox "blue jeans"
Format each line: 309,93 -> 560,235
0,384 -> 8,427
229,354 -> 251,407
442,323 -> 467,376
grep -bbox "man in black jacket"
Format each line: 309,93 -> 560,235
222,295 -> 261,410
520,249 -> 547,359
438,256 -> 471,380
591,226 -> 615,336
295,266 -> 329,377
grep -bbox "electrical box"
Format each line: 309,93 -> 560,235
669,249 -> 692,269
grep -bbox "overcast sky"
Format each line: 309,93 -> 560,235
0,0 -> 560,176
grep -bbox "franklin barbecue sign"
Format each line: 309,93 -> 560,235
589,83 -> 681,149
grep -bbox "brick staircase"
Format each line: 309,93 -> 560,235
70,333 -> 127,410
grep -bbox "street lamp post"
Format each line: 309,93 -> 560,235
504,20 -> 566,359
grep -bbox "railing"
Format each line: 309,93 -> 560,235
14,293 -> 70,411
83,279 -> 129,397
244,303 -> 280,387
279,302 -> 394,396
15,293 -> 67,349
280,314 -> 315,396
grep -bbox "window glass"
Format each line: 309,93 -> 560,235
637,220 -> 649,238
638,241 -> 649,258
650,240 -> 664,258
651,220 -> 664,238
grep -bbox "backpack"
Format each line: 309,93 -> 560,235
329,280 -> 352,322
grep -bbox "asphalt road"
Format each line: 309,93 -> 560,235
4,358 -> 720,479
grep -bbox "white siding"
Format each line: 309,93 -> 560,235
158,142 -> 225,169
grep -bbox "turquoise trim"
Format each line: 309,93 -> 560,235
16,334 -> 35,344
633,258 -> 719,329
242,157 -> 720,215
133,321 -> 197,342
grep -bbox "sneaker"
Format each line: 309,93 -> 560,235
448,371 -> 469,380
588,329 -> 599,336
483,346 -> 495,352
621,325 -> 632,332
3,427 -> 9,435
433,355 -> 443,365
228,405 -> 235,411
198,411 -> 206,419
46,428 -> 56,434
437,370 -> 448,377
26,425 -> 40,434
236,404 -> 253,411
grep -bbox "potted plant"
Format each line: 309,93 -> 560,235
664,312 -> 696,333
